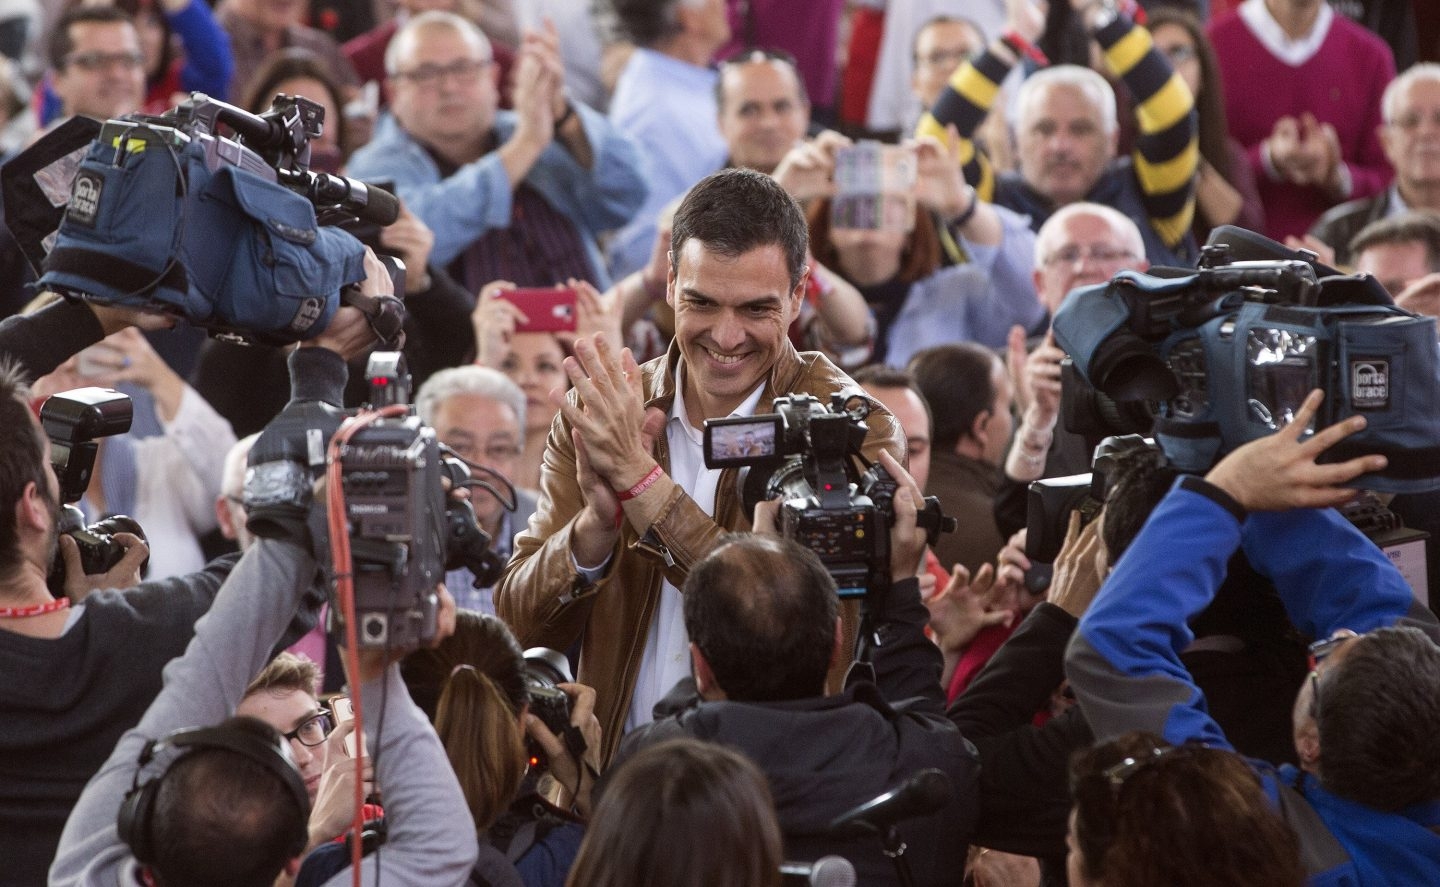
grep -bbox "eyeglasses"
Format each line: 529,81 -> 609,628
1305,630 -> 1360,721
1388,109 -> 1440,133
65,51 -> 145,72
916,47 -> 979,71
1043,245 -> 1137,268
392,58 -> 491,87
1102,744 -> 1178,795
282,710 -> 334,748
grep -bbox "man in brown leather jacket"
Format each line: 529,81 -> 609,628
495,168 -> 904,764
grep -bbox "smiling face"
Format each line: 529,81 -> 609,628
668,240 -> 805,421
53,20 -> 145,121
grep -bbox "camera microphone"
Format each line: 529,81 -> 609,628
779,855 -> 856,887
828,769 -> 954,838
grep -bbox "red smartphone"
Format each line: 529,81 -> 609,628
496,288 -> 578,333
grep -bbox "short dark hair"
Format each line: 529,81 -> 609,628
1069,732 -> 1304,887
598,0 -> 692,48
0,361 -> 48,585
671,168 -> 809,291
49,6 -> 135,70
570,738 -> 783,887
1317,626 -> 1440,810
1098,445 -> 1178,563
851,364 -> 933,435
1349,210 -> 1440,273
907,343 -> 999,450
150,718 -> 309,887
683,534 -> 837,701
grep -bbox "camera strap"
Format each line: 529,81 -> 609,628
341,286 -> 406,350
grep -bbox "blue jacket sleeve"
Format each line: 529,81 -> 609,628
1240,509 -> 1417,639
1066,476 -> 1238,749
167,0 -> 233,100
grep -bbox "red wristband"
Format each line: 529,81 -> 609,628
616,465 -> 664,501
1001,30 -> 1049,67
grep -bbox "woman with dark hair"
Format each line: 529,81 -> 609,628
1146,7 -> 1264,243
567,738 -> 782,887
1067,732 -> 1304,887
240,48 -> 351,169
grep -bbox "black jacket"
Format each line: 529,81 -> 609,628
613,578 -> 980,886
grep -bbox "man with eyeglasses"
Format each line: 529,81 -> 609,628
236,653 -> 333,808
415,365 -> 537,615
909,16 -> 985,132
47,6 -> 144,125
1000,203 -> 1147,507
347,11 -> 646,293
1311,64 -> 1440,266
1067,390 -> 1440,884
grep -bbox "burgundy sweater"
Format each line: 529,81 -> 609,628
1208,10 -> 1395,241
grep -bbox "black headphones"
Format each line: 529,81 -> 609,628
116,718 -> 311,866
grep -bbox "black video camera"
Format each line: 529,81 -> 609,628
40,388 -> 148,592
1023,435 -> 1156,594
1053,226 -> 1440,493
3,92 -> 401,346
521,647 -> 573,772
703,393 -> 954,600
246,353 -> 510,649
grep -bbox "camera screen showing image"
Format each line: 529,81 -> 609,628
702,415 -> 783,468
830,141 -> 917,232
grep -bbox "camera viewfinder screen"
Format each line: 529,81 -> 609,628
703,416 -> 781,468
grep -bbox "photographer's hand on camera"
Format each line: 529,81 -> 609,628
1203,389 -> 1387,512
301,247 -> 400,362
58,531 -> 148,602
524,681 -> 602,818
772,130 -> 847,203
556,334 -> 668,566
882,450 -> 930,587
378,204 -> 436,296
1046,511 -> 1106,618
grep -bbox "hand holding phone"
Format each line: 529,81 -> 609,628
496,288 -> 578,333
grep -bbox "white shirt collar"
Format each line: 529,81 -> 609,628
669,362 -> 769,440
1239,0 -> 1334,67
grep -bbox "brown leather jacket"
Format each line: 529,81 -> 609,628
494,341 -> 906,763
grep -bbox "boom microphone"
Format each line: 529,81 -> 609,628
780,855 -> 856,887
828,769 -> 953,838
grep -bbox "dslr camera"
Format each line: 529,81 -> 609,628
40,387 -> 147,592
703,393 -> 954,600
246,353 -> 509,649
521,647 -> 573,772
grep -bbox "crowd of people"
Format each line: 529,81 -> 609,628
1,0 -> 1439,885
